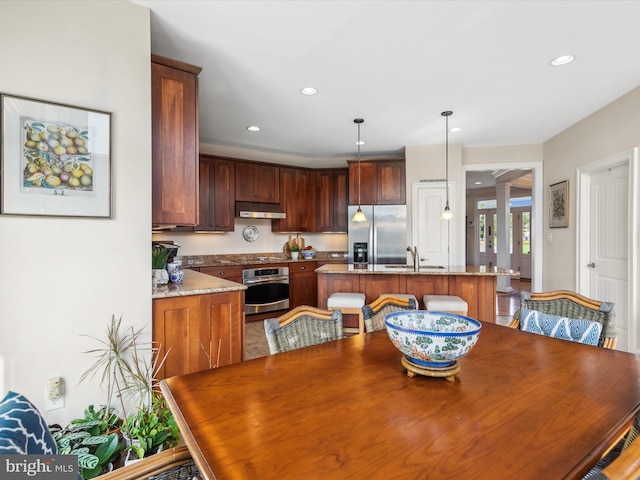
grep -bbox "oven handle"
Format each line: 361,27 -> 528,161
243,276 -> 290,286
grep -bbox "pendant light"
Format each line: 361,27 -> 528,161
352,118 -> 368,222
440,111 -> 454,220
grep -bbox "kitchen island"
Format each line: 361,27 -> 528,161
152,269 -> 246,379
316,263 -> 518,323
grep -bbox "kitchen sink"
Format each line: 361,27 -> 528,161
384,264 -> 413,269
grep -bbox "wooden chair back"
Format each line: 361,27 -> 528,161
508,290 -> 616,349
264,305 -> 343,354
362,295 -> 417,333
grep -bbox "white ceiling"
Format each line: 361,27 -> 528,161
132,1 -> 640,169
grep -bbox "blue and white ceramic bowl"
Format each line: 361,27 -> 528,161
384,311 -> 482,368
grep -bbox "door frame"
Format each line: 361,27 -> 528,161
576,148 -> 639,353
462,161 -> 543,292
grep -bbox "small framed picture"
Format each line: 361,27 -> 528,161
549,180 -> 569,228
1,93 -> 112,218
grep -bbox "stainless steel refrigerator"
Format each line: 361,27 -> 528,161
348,205 -> 407,265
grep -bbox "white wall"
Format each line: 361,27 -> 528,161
543,86 -> 640,290
406,143 -> 542,267
153,217 -> 348,257
0,1 -> 151,425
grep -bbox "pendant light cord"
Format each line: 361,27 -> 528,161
445,113 -> 449,206
355,118 -> 364,208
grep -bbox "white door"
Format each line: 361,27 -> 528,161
511,207 -> 532,279
412,182 -> 454,267
477,209 -> 496,267
586,164 -> 629,350
578,149 -> 639,353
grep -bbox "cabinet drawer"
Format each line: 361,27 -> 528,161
288,261 -> 317,274
201,265 -> 243,280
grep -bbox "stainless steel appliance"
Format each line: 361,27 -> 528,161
348,205 -> 407,264
353,242 -> 369,265
243,266 -> 290,315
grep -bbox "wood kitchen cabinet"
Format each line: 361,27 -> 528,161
272,167 -> 316,232
200,265 -> 244,284
153,290 -> 245,380
315,168 -> 348,232
151,54 -> 201,226
348,159 -> 405,205
289,261 -> 317,308
196,155 -> 235,231
235,161 -> 280,203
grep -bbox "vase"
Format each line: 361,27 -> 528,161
153,268 -> 169,285
170,268 -> 184,284
291,251 -> 299,259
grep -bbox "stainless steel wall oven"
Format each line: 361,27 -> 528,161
242,266 -> 289,315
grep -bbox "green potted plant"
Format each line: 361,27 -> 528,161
152,247 -> 171,285
49,405 -> 126,479
122,393 -> 179,461
289,242 -> 299,259
72,315 -> 180,472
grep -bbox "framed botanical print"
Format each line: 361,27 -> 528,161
1,93 -> 112,218
549,180 -> 569,228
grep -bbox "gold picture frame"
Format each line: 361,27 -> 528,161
549,180 -> 569,228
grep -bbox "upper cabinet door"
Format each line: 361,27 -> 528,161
272,167 -> 316,232
316,169 -> 348,232
151,56 -> 201,226
376,161 -> 406,205
348,160 -> 405,205
235,162 -> 280,203
196,156 -> 235,232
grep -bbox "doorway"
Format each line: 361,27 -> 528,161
577,148 -> 639,353
464,162 -> 541,290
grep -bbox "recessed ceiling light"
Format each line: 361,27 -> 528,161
247,126 -> 260,132
300,87 -> 318,96
449,127 -> 462,133
550,55 -> 575,66
355,141 -> 365,146
475,181 -> 482,185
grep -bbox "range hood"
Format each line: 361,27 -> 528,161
235,201 -> 286,219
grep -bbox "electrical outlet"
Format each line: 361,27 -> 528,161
45,377 -> 65,411
45,395 -> 65,411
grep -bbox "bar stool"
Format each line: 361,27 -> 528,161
327,292 -> 366,335
423,295 -> 468,315
379,293 -> 419,308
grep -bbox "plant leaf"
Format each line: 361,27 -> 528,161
77,453 -> 99,469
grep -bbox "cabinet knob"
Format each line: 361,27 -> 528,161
301,266 -> 306,270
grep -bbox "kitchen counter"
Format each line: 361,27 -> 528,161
182,251 -> 348,268
152,268 -> 246,299
315,264 -> 518,276
316,264 -> 517,323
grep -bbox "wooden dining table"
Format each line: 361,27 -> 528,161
160,322 -> 640,480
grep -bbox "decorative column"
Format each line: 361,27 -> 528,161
495,182 -> 512,293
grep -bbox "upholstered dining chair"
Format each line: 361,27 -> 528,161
99,445 -> 197,480
264,305 -> 343,354
582,415 -> 640,479
508,290 -> 617,349
362,295 -> 417,333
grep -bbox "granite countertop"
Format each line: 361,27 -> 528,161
182,251 -> 348,268
152,268 -> 247,299
315,263 -> 519,276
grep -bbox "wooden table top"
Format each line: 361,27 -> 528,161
160,322 -> 640,480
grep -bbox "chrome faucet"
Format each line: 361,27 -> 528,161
407,246 -> 418,271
